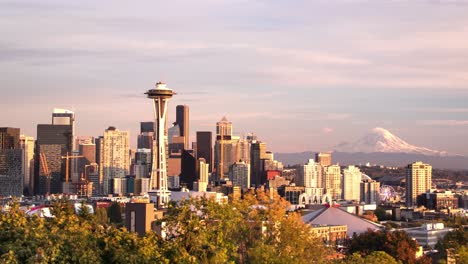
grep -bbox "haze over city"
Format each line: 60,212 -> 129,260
1,0 -> 468,155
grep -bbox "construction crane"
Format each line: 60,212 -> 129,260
61,152 -> 84,193
39,152 -> 51,195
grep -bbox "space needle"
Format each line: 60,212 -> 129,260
145,82 -> 175,208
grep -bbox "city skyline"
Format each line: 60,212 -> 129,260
1,0 -> 468,155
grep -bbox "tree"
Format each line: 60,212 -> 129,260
77,200 -> 92,220
348,230 -> 420,264
374,207 -> 390,221
158,190 -> 328,263
435,228 -> 468,260
94,207 -> 108,226
339,251 -> 399,264
108,202 -> 122,224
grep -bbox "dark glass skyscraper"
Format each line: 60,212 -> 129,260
250,141 -> 267,187
0,127 -> 23,196
175,105 -> 189,149
140,122 -> 155,133
0,127 -> 20,150
196,131 -> 212,172
35,124 -> 73,195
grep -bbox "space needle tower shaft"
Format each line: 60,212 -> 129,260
145,82 -> 175,208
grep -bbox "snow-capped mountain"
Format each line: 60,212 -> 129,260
334,127 -> 449,156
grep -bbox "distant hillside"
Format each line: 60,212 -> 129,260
275,151 -> 468,170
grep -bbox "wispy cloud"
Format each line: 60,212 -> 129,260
419,120 -> 468,126
406,107 -> 468,113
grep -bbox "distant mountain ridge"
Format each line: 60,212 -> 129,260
275,127 -> 467,169
334,127 -> 449,156
275,151 -> 468,170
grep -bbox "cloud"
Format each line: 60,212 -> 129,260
406,107 -> 468,113
322,127 -> 334,133
419,120 -> 468,126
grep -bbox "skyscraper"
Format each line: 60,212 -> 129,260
0,148 -> 23,197
35,124 -> 73,195
229,161 -> 250,191
196,131 -> 212,172
140,122 -> 155,133
52,108 -> 75,150
146,82 -> 175,207
0,127 -> 20,150
20,135 -> 34,195
214,117 -> 238,179
302,159 -> 322,188
176,105 -> 189,150
315,152 -> 332,167
100,127 -> 130,195
361,175 -> 380,204
406,161 -> 432,207
197,158 -> 209,192
323,164 -> 341,200
181,149 -> 197,190
342,165 -> 361,201
250,141 -> 267,187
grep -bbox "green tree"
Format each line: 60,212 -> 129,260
158,190 -> 328,264
374,207 -> 390,221
108,202 -> 123,224
95,207 -> 109,226
77,200 -> 93,220
339,251 -> 399,264
435,228 -> 468,260
348,230 -> 420,264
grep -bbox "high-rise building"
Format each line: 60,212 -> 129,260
196,131 -> 212,172
361,175 -> 380,204
140,122 -> 155,133
35,124 -> 73,195
323,165 -> 341,200
180,150 -> 197,190
0,127 -> 20,150
52,108 -> 75,149
176,105 -> 189,150
0,148 -> 23,197
250,141 -> 267,187
137,132 -> 154,150
315,152 -> 332,167
20,135 -> 34,195
79,142 -> 96,165
229,161 -> 250,191
238,137 -> 250,164
302,159 -> 322,188
406,161 -> 432,207
134,148 -> 151,178
342,165 -> 361,201
0,127 -> 23,196
216,117 -> 232,140
214,117 -> 238,179
100,127 -> 130,195
146,82 -> 175,207
198,158 -> 209,185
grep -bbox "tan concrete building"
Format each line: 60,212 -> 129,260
406,161 -> 432,207
323,165 -> 342,200
125,202 -> 155,236
100,127 -> 130,195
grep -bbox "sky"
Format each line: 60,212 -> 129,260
1,0 -> 468,155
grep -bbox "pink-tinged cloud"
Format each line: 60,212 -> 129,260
419,120 -> 468,126
322,127 -> 334,133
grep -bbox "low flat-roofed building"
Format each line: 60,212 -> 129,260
401,223 -> 454,248
417,190 -> 459,210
